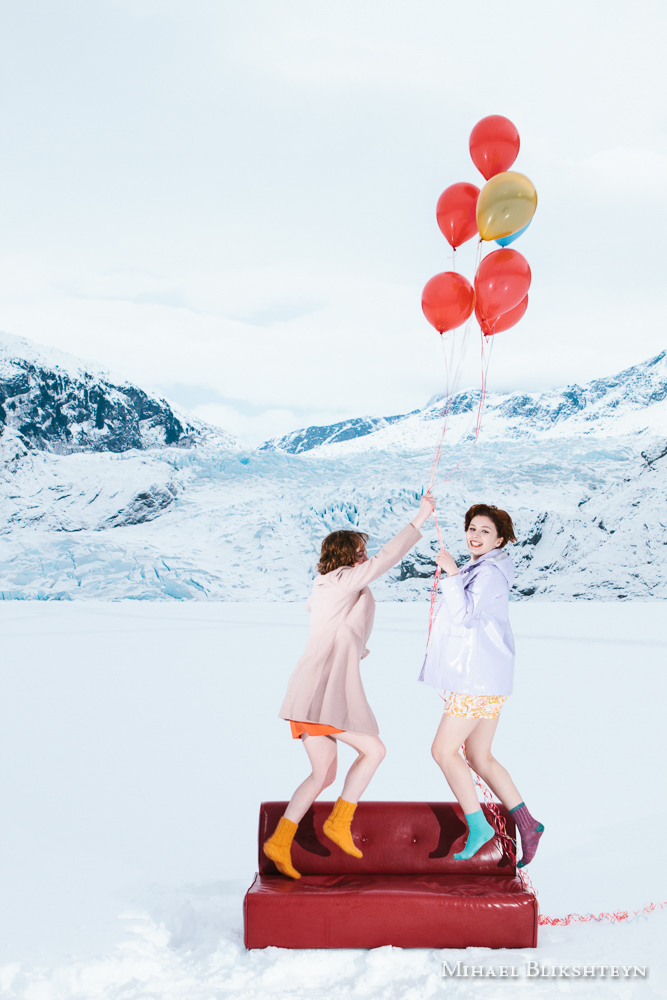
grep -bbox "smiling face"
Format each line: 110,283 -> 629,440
466,515 -> 504,560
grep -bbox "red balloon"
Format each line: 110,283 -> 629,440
422,272 -> 475,334
474,249 -> 531,326
476,294 -> 528,336
436,182 -> 480,249
469,115 -> 520,181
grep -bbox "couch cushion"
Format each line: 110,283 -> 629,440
259,801 -> 516,877
244,872 -> 537,949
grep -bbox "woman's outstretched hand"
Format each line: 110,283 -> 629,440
410,492 -> 436,530
436,548 -> 460,577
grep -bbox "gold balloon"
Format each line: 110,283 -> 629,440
476,171 -> 537,241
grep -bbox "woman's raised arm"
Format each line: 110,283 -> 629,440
332,494 -> 435,594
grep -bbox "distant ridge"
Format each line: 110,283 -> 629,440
0,331 -> 241,454
260,351 -> 667,455
259,410 -> 418,454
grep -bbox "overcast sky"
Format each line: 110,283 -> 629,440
1,0 -> 666,445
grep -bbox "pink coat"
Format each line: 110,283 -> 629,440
279,524 -> 421,734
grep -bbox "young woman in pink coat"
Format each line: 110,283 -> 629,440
419,503 -> 544,866
263,493 -> 436,879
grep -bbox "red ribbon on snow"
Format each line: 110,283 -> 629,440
461,746 -> 666,926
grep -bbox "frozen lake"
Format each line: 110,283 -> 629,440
1,600 -> 665,998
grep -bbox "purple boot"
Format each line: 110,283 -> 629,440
510,802 -> 544,868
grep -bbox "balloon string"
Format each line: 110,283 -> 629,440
426,511 -> 444,644
428,241 -> 486,492
475,332 -> 494,440
425,250 -> 481,496
425,338 -> 453,493
426,338 -> 459,492
424,238 -> 489,649
538,902 -> 667,926
424,333 -> 493,644
461,745 -> 666,926
428,330 -> 492,493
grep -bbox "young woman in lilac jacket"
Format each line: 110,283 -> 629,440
419,503 -> 544,867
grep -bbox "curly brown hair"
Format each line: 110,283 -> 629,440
317,530 -> 369,575
464,504 -> 517,547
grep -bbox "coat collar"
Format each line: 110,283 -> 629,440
460,548 -> 512,576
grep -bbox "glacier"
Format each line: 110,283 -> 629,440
1,331 -> 666,600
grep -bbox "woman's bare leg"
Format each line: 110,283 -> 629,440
284,735 -> 338,824
462,717 -> 522,810
464,716 -> 543,865
333,731 -> 386,804
431,715 -> 481,814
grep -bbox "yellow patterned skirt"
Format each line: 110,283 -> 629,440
443,691 -> 508,720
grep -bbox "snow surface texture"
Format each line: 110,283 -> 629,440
1,332 -> 667,600
0,601 -> 665,999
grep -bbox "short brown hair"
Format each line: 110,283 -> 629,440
464,504 -> 516,547
317,530 -> 369,575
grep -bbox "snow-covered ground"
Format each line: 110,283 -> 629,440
1,601 -> 665,999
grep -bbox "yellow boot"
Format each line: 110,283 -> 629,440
263,816 -> 301,879
323,798 -> 363,858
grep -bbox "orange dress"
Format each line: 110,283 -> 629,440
289,720 -> 345,739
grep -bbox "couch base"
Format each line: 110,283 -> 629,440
244,872 -> 538,949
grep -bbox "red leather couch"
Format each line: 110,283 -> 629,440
244,801 -> 538,949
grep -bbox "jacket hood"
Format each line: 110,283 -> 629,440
461,548 -> 515,588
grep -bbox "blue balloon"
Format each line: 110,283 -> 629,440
495,221 -> 531,247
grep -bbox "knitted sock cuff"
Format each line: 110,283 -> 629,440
464,808 -> 486,821
272,816 -> 298,844
464,808 -> 492,830
511,803 -> 538,834
336,798 -> 358,821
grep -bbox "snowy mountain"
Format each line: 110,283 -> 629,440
1,333 -> 666,601
0,332 -> 239,455
0,332 -> 241,541
263,351 -> 667,456
260,410 -> 418,454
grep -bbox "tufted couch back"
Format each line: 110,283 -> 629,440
259,800 -> 515,876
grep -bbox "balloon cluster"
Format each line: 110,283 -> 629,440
422,115 -> 536,337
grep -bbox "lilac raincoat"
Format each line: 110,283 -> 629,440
418,549 -> 515,695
